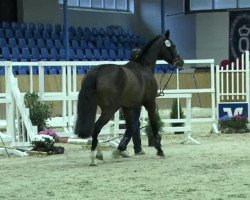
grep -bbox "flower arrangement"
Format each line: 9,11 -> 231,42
38,129 -> 59,141
31,134 -> 65,154
31,134 -> 55,151
219,115 -> 249,133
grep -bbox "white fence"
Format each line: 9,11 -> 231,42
216,51 -> 250,119
0,61 -> 37,147
0,58 -> 216,147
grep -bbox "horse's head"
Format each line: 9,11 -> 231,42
158,30 -> 184,67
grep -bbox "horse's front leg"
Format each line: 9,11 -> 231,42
145,101 -> 165,157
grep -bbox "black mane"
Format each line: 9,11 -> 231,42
135,35 -> 162,63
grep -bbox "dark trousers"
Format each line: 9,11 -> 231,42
117,107 -> 142,154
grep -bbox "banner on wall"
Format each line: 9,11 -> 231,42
229,11 -> 250,61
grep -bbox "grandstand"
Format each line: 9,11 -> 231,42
0,22 -> 147,75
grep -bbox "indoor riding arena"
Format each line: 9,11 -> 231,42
0,1 -> 250,200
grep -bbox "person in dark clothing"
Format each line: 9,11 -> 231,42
112,49 -> 145,158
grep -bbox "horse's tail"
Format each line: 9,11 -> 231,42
75,71 -> 97,138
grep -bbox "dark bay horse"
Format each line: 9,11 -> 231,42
75,30 -> 184,165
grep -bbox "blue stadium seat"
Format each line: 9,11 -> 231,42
77,27 -> 83,35
76,49 -> 84,60
11,47 -> 21,61
8,38 -> 18,48
51,32 -> 59,40
1,47 -> 11,60
98,27 -> 106,36
55,24 -> 62,33
50,48 -> 59,61
117,43 -> 124,49
46,24 -> 53,33
37,38 -> 46,48
69,26 -> 76,35
71,40 -> 80,49
11,22 -> 20,30
28,38 -> 36,48
59,48 -> 66,60
118,36 -> 126,43
29,23 -> 37,33
124,49 -> 131,60
69,48 -> 76,61
111,35 -> 118,43
24,30 -> 33,39
21,48 -> 31,61
33,30 -> 42,39
31,48 -> 40,61
55,39 -> 64,49
15,30 -> 24,39
0,67 -> 5,75
84,49 -> 93,60
46,39 -> 55,49
110,42 -> 117,50
18,38 -> 27,48
92,27 -> 98,36
5,29 -> 14,38
42,31 -> 51,40
41,48 -> 50,60
124,43 -> 131,49
87,41 -> 95,49
93,49 -> 101,60
96,39 -> 104,49
0,38 -> 7,47
49,68 -> 58,75
18,67 -> 29,75
103,39 -> 111,49
101,49 -> 109,60
77,67 -> 85,75
117,49 -> 125,60
109,49 -> 117,60
106,27 -> 112,36
32,66 -> 38,75
80,40 -> 87,49
0,29 -> 4,38
20,23 -> 27,31
82,66 -> 91,73
38,23 -> 45,32
1,22 -> 10,30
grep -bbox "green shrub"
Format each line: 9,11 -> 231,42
170,99 -> 185,127
24,92 -> 53,132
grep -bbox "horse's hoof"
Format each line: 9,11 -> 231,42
90,161 -> 97,166
157,151 -> 165,157
96,154 -> 104,161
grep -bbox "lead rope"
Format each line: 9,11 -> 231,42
158,70 -> 174,96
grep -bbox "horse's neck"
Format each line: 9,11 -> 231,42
138,41 -> 161,70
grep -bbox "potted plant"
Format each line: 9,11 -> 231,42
145,108 -> 164,146
24,92 -> 54,132
170,99 -> 185,134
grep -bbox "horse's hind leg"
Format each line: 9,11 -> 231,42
144,101 -> 164,157
90,109 -> 118,166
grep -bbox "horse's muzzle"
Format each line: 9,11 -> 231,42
173,57 -> 184,67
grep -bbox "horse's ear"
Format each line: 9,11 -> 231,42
164,30 -> 170,38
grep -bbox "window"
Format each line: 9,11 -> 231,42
186,0 -> 250,13
59,0 -> 132,12
190,0 -> 212,11
214,0 -> 236,9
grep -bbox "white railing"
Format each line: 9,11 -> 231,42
216,51 -> 250,119
0,61 -> 37,147
0,58 -> 217,147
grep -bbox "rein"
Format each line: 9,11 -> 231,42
158,70 -> 174,97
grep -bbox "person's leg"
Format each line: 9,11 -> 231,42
131,107 -> 143,154
112,108 -> 133,158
